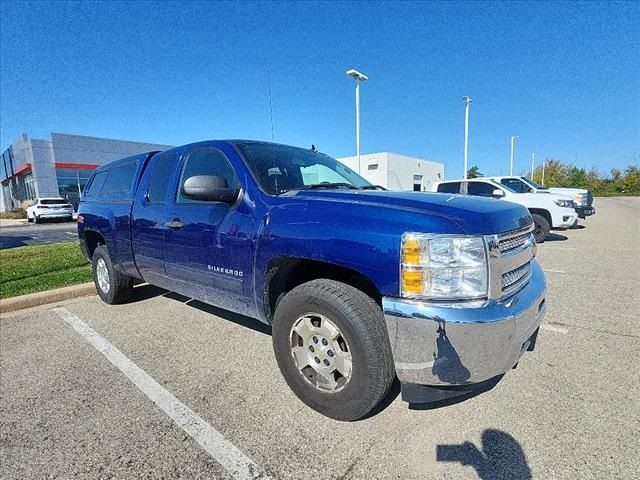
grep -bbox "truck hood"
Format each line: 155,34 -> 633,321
283,190 -> 532,235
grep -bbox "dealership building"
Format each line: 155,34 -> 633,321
0,133 -> 173,211
338,152 -> 444,192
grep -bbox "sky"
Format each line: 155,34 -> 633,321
1,1 -> 638,178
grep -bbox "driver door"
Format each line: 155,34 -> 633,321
163,146 -> 255,316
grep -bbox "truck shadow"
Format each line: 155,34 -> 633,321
0,235 -> 33,249
544,233 -> 568,242
436,429 -> 532,479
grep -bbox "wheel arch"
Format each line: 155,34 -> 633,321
528,208 -> 552,226
262,256 -> 382,323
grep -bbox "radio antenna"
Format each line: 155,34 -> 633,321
267,66 -> 278,195
267,66 -> 276,143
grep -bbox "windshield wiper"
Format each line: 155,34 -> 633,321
361,185 -> 387,190
298,182 -> 361,190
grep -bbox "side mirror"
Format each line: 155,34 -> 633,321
492,189 -> 506,199
182,175 -> 238,203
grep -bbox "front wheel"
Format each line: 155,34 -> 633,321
272,279 -> 395,421
27,214 -> 33,223
92,245 -> 134,304
531,213 -> 550,243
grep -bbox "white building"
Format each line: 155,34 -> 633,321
338,152 -> 444,192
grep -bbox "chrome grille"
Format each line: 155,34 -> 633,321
498,231 -> 533,253
502,262 -> 531,292
487,224 -> 535,299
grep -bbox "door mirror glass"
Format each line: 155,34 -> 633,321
182,175 -> 238,203
492,188 -> 506,199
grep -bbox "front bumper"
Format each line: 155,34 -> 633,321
383,260 -> 546,386
575,205 -> 595,218
553,211 -> 579,229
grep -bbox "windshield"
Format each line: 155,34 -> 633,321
235,142 -> 373,195
521,177 -> 547,190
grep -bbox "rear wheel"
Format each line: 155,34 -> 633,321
272,279 -> 395,421
92,245 -> 134,304
532,213 -> 550,242
34,215 -> 41,224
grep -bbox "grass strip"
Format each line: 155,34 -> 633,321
0,242 -> 92,299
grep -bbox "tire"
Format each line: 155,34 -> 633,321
34,215 -> 41,224
27,214 -> 33,223
532,213 -> 550,243
272,279 -> 395,421
92,245 -> 134,304
569,219 -> 579,229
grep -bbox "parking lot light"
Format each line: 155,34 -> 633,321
462,96 -> 472,179
346,69 -> 368,174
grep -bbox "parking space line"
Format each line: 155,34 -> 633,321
540,324 -> 569,334
543,269 -> 567,274
53,307 -> 271,480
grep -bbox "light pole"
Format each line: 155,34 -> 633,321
346,69 -> 368,174
462,96 -> 472,179
530,152 -> 536,179
541,160 -> 546,186
509,135 -> 519,175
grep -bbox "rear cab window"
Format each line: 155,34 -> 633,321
437,182 -> 461,193
146,153 -> 177,203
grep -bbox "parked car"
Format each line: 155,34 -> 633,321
78,141 -> 546,421
26,198 -> 74,223
432,178 -> 578,242
486,176 -> 596,221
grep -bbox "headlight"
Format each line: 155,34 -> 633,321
554,199 -> 575,208
401,234 -> 488,300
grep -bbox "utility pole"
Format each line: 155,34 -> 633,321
509,135 -> 518,176
530,152 -> 536,179
462,96 -> 472,178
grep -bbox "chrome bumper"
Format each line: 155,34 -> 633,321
383,260 -> 546,386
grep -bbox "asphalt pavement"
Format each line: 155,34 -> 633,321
1,197 -> 639,479
0,218 -> 78,249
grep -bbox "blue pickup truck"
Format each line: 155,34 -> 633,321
78,140 -> 546,420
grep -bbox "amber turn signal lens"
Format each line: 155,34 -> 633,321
402,269 -> 423,295
402,239 -> 421,264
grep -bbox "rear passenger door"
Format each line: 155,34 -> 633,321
131,152 -> 177,287
163,146 -> 255,316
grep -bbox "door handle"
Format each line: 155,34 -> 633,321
165,219 -> 184,229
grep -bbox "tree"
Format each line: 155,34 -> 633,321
467,165 -> 483,179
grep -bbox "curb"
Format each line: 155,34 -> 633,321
0,282 -> 96,315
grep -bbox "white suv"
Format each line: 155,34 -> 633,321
432,178 -> 578,242
26,198 -> 74,224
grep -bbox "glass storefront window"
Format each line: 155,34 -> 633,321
56,168 -> 95,210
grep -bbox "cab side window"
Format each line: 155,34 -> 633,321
467,181 -> 497,197
500,178 -> 529,193
437,182 -> 461,193
147,153 -> 177,203
177,148 -> 239,204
